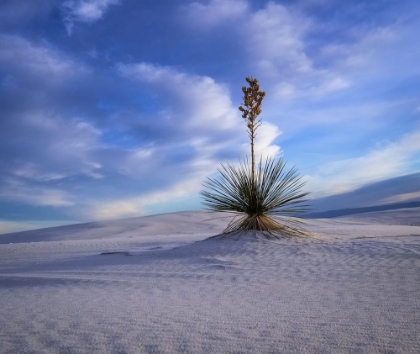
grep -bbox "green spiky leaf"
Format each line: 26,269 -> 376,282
200,157 -> 310,238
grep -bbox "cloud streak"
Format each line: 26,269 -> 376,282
306,130 -> 420,197
0,178 -> 74,207
184,0 -> 248,27
62,0 -> 120,34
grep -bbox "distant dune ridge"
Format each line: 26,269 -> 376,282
309,172 -> 420,212
1,208 -> 420,353
304,201 -> 420,219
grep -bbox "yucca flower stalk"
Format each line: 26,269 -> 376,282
200,77 -> 309,238
238,77 -> 265,184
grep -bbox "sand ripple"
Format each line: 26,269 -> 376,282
1,210 -> 420,353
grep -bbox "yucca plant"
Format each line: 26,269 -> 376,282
200,77 -> 310,238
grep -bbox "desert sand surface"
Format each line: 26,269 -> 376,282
1,209 -> 419,353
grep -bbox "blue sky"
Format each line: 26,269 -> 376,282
1,0 -> 420,233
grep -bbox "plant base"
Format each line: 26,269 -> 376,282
223,213 -> 309,239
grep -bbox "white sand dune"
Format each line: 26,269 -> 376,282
1,209 -> 420,353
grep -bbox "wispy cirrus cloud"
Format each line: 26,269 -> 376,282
182,0 -> 350,100
306,130 -> 420,197
116,61 -> 281,180
0,111 -> 104,184
0,178 -> 74,207
0,34 -> 107,221
62,0 -> 120,34
0,34 -> 88,80
90,177 -> 202,220
117,61 -> 281,154
117,62 -> 238,131
184,0 -> 248,27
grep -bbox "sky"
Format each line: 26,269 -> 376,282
1,0 -> 420,234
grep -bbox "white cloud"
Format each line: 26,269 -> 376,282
184,0 -> 248,27
184,1 -> 312,75
306,130 -> 420,197
316,22 -> 420,91
0,109 -> 104,189
183,1 -> 350,100
117,62 -> 282,173
91,177 -> 202,220
62,0 -> 120,34
0,179 -> 74,207
92,120 -> 282,220
320,27 -> 397,71
241,122 -> 282,159
18,113 -> 104,180
245,2 -> 353,99
90,199 -> 145,220
117,62 -> 239,131
0,34 -> 87,79
86,62 -> 285,219
116,62 -> 243,181
267,97 -> 416,137
12,164 -> 66,182
0,35 -> 106,213
273,82 -> 297,99
247,2 -> 312,75
314,75 -> 350,95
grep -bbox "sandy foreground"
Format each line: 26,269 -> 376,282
0,209 -> 419,354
